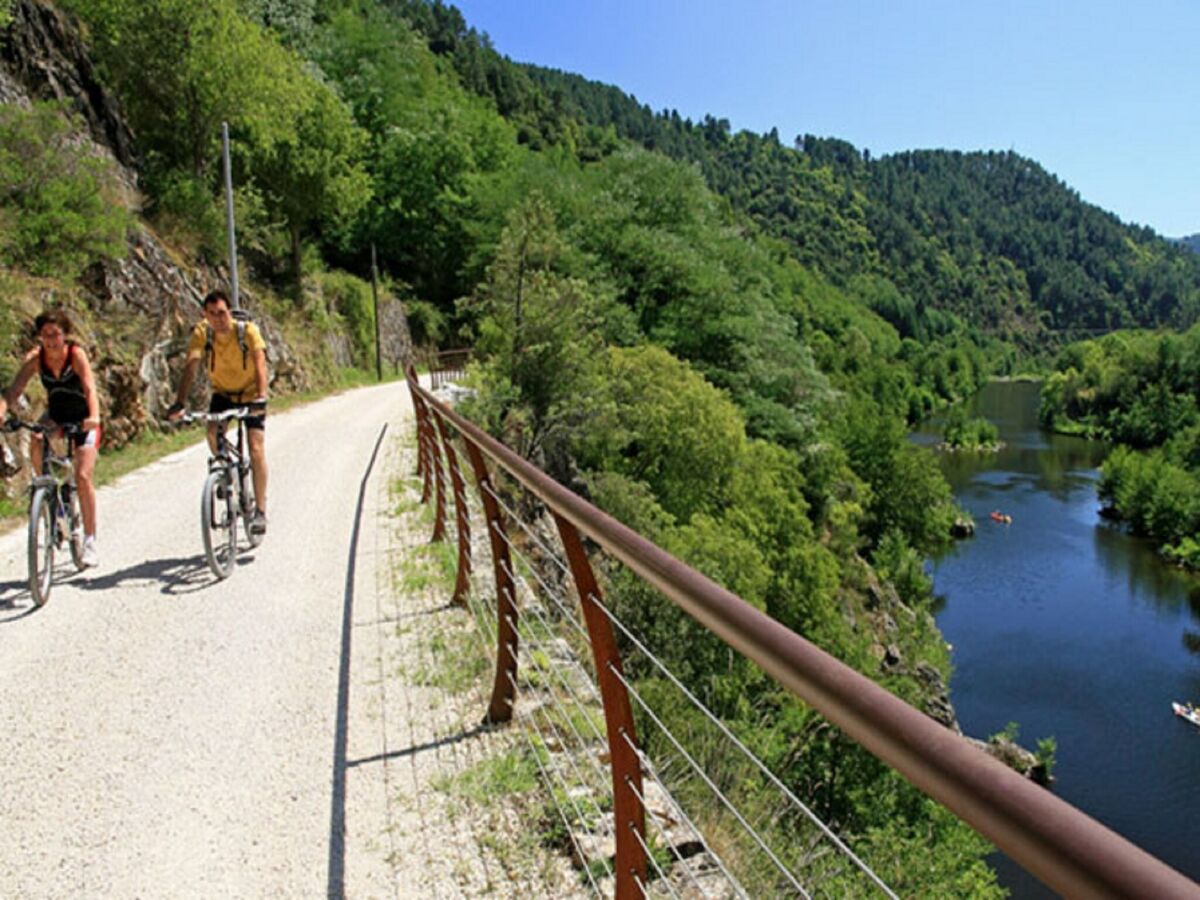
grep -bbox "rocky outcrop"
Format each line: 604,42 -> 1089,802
1,0 -> 138,180
966,734 -> 1052,786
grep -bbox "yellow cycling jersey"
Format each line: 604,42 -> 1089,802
185,320 -> 266,397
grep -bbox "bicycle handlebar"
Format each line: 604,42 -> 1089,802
3,418 -> 85,437
178,407 -> 262,425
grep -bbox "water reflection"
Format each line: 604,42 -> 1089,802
1091,520 -> 1197,611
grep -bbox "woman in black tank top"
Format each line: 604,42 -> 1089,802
0,310 -> 102,567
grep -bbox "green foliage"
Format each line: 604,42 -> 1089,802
17,0 -> 1063,885
313,270 -> 376,368
314,5 -> 517,304
942,410 -> 999,449
237,0 -> 317,49
991,721 -> 1021,744
0,272 -> 24,387
1100,445 -> 1200,561
435,747 -> 540,800
503,61 -> 1200,339
872,530 -> 934,607
62,0 -> 306,177
459,195 -> 612,470
0,102 -> 131,277
403,298 -> 445,348
837,396 -> 960,555
583,344 -> 746,522
1035,736 -> 1058,780
62,0 -> 370,284
853,800 -> 1005,898
1044,327 -> 1200,566
249,77 -> 371,276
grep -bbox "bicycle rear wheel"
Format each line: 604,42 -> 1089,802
239,465 -> 264,549
27,487 -> 55,606
65,483 -> 85,570
201,469 -> 236,579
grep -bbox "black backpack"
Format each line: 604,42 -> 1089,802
204,308 -> 253,372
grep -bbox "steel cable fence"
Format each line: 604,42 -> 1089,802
431,425 -> 892,897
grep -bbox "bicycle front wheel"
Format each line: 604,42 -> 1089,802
28,487 -> 55,606
201,469 -> 236,579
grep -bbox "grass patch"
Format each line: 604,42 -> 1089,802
405,625 -> 490,694
392,539 -> 458,597
433,746 -> 540,801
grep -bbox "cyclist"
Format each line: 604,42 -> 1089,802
166,289 -> 269,535
0,310 -> 101,567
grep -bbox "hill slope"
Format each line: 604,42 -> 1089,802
384,2 -> 1200,341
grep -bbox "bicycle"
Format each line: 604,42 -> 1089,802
181,406 -> 264,579
3,419 -> 86,606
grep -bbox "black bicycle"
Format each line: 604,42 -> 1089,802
3,419 -> 86,606
182,407 -> 263,579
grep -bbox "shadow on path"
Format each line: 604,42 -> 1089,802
72,553 -> 217,596
346,721 -> 496,770
352,601 -> 459,629
0,549 -> 259,619
0,563 -> 88,621
328,423 -> 387,900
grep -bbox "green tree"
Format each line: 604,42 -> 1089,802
462,195 -> 609,471
62,0 -> 307,178
250,81 -> 371,279
587,344 -> 746,522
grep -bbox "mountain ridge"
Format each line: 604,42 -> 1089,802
383,2 -> 1200,339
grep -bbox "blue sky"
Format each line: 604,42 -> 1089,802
451,0 -> 1199,238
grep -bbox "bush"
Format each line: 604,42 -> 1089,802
314,270 -> 376,369
0,102 -> 131,277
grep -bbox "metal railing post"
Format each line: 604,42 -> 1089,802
553,514 -> 647,899
463,435 -> 518,724
405,366 -> 429,491
434,410 -> 472,607
424,401 -> 448,543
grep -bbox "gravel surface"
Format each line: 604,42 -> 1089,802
0,382 -> 581,898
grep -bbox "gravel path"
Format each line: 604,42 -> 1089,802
0,382 -> 581,898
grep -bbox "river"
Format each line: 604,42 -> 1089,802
914,380 -> 1200,896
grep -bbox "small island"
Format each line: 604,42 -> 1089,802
937,411 -> 1003,452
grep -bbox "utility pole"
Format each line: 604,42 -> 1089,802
221,122 -> 240,309
371,243 -> 382,381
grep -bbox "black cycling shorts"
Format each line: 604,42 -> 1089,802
210,392 -> 266,431
37,419 -> 100,450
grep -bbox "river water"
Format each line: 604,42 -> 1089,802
914,380 -> 1200,895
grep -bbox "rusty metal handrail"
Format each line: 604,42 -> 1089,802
404,368 -> 1198,899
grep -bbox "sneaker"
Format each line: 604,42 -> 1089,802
248,510 -> 267,536
81,535 -> 98,568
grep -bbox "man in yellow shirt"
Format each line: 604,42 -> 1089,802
167,290 -> 270,535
